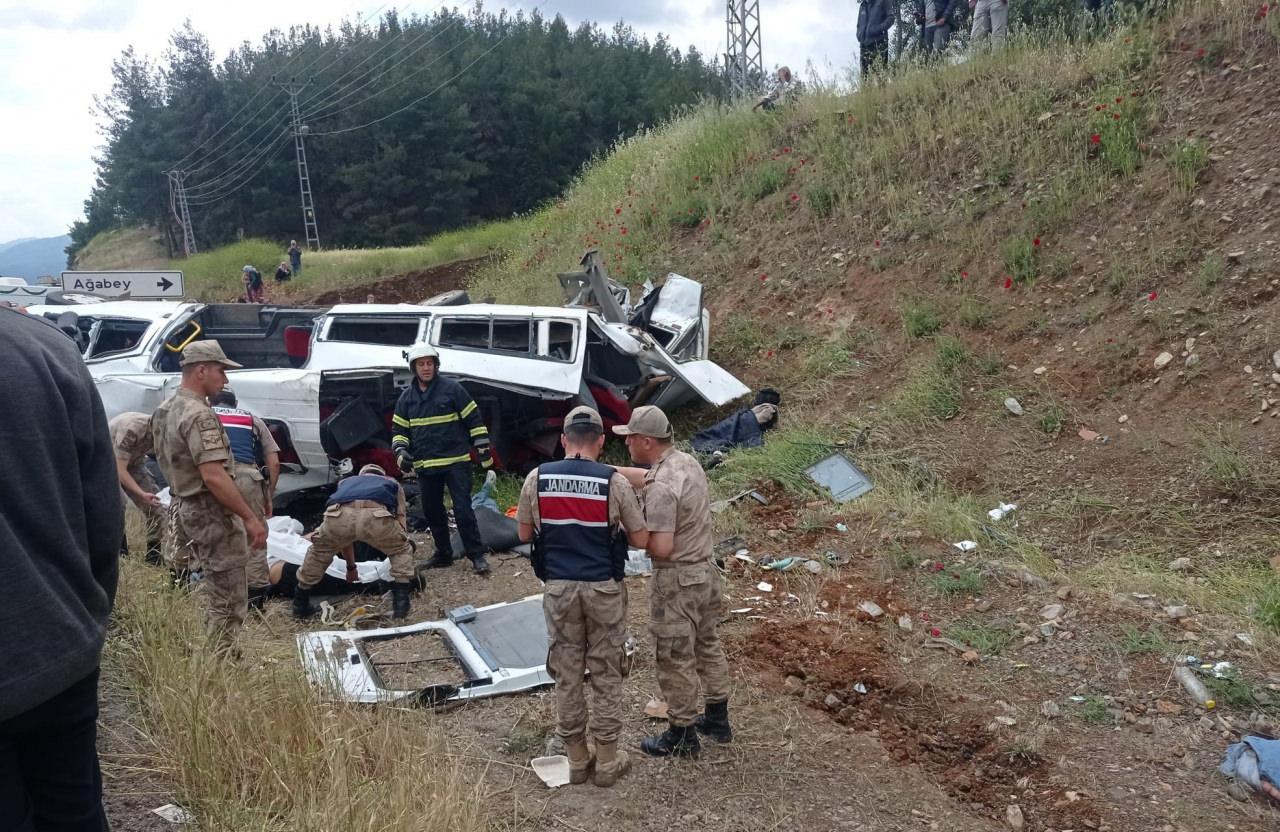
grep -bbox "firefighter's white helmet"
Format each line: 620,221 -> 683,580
406,343 -> 440,370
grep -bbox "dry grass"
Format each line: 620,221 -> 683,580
105,546 -> 482,832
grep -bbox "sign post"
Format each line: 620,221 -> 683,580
61,271 -> 185,300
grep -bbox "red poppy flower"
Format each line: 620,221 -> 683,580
1115,97 -> 1123,103
783,146 -> 792,153
693,175 -> 700,181
615,207 -> 621,214
760,274 -> 768,282
874,239 -> 881,248
930,627 -> 942,638
788,167 -> 797,175
766,350 -> 775,358
789,193 -> 800,202
620,227 -> 627,235
961,271 -> 969,279
1148,291 -> 1158,301
1112,113 -> 1122,120
1196,47 -> 1206,57
1090,133 -> 1102,144
1021,202 -> 1027,209
826,307 -> 833,315
846,116 -> 854,124
1003,277 -> 1013,289
1033,238 -> 1041,247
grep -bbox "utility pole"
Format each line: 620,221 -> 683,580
166,169 -> 197,257
276,76 -> 321,251
725,0 -> 764,99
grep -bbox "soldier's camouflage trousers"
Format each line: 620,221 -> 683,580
232,462 -> 272,590
168,492 -> 249,652
120,465 -> 163,555
543,579 -> 627,744
296,503 -> 414,590
649,561 -> 731,726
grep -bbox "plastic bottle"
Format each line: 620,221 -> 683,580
1174,666 -> 1216,709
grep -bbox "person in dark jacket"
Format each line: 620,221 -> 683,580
915,0 -> 956,59
857,0 -> 895,76
392,344 -> 493,574
0,306 -> 122,830
274,261 -> 292,283
288,240 -> 302,274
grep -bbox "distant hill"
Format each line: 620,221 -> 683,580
0,235 -> 72,282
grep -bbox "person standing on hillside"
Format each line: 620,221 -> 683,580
857,0 -> 895,76
614,406 -> 733,758
210,388 -> 280,610
0,305 -> 121,830
241,265 -> 264,303
969,0 -> 1009,49
516,407 -> 649,787
110,410 -> 164,563
915,0 -> 956,59
152,340 -> 268,653
391,344 -> 494,574
288,240 -> 302,275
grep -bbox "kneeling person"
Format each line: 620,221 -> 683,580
517,407 -> 648,788
293,464 -> 416,620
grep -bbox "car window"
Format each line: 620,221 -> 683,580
88,318 -> 150,358
547,321 -> 576,362
437,318 -> 490,350
326,316 -> 423,346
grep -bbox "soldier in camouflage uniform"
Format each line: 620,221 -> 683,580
151,341 -> 268,653
292,463 -> 418,620
615,406 -> 733,758
517,407 -> 648,787
109,411 -> 163,563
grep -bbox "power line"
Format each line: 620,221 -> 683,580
169,82 -> 278,170
185,131 -> 292,205
308,31 -> 512,137
305,25 -> 474,125
184,124 -> 291,196
301,16 -> 466,123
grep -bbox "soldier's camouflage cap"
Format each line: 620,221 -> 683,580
611,405 -> 672,439
563,405 -> 603,431
180,339 -> 243,369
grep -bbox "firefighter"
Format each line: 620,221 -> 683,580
391,344 -> 493,574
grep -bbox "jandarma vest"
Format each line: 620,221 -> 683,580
212,406 -> 261,466
536,457 -> 615,582
328,474 -> 400,513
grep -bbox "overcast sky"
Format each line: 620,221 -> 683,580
0,0 -> 856,242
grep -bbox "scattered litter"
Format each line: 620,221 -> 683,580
1117,414 -> 1129,424
897,613 -> 914,632
858,600 -> 885,618
823,550 -> 850,567
805,453 -> 875,502
1221,736 -> 1280,805
734,549 -> 754,563
1069,695 -> 1088,703
1004,397 -> 1024,416
1039,603 -> 1065,620
530,755 -> 572,788
1164,605 -> 1193,620
151,804 -> 194,824
1078,428 -> 1101,442
924,636 -> 969,653
1033,366 -> 1048,376
643,697 -> 669,719
953,540 -> 978,552
757,581 -> 774,593
835,522 -> 850,533
1174,665 -> 1215,708
730,607 -> 755,615
987,502 -> 1018,521
853,682 -> 868,695
319,600 -> 340,625
625,550 -> 653,576
1005,804 -> 1025,831
710,489 -> 769,514
1237,633 -> 1255,647
992,715 -> 1016,726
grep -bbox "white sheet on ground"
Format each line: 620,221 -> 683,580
266,515 -> 392,584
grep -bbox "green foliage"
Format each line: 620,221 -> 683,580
1196,253 -> 1225,293
72,13 -> 722,259
1088,86 -> 1149,177
805,185 -> 838,218
1037,401 -> 1066,436
1116,623 -> 1169,654
930,566 -> 984,595
1167,138 -> 1210,196
958,296 -> 992,330
1001,237 -> 1039,285
902,300 -> 943,338
1257,582 -> 1280,633
949,620 -> 1017,654
667,198 -> 709,229
1197,427 -> 1259,497
935,336 -> 971,373
741,162 -> 788,201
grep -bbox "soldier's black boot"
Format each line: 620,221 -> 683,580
391,582 -> 412,619
694,700 -> 733,743
292,586 -> 315,619
426,551 -> 454,569
640,723 -> 700,758
247,585 -> 271,612
468,553 -> 491,575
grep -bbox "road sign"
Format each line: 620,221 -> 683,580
61,270 -> 185,299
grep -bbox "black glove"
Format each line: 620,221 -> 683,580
476,446 -> 493,469
396,451 -> 414,475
